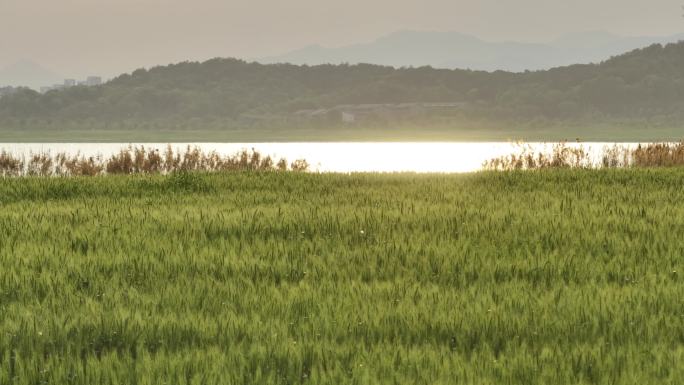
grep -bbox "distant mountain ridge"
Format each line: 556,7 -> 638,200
260,30 -> 684,72
5,30 -> 683,90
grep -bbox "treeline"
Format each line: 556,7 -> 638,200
2,42 -> 684,129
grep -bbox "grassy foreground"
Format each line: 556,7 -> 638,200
1,170 -> 684,384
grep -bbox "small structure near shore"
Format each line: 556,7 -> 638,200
294,102 -> 467,123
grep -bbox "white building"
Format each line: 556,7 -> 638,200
86,76 -> 102,86
341,112 -> 356,123
40,76 -> 104,93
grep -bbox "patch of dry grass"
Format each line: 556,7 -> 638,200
0,145 -> 308,176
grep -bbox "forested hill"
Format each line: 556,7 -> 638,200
2,41 -> 684,129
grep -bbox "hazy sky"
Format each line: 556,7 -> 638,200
1,0 -> 682,78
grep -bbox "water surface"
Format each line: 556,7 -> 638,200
0,142 -> 642,173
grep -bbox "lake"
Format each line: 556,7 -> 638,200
0,142 -> 644,173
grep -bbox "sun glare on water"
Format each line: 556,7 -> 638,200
0,142 -> 643,173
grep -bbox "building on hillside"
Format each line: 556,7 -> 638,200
341,112 -> 356,123
40,76 -> 104,93
86,76 -> 102,86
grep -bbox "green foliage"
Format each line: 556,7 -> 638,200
4,42 -> 684,130
1,171 -> 684,383
164,171 -> 211,193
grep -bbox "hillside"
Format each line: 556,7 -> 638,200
3,42 -> 684,135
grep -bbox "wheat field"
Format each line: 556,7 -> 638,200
1,170 -> 683,384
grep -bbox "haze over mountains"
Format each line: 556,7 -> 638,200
0,61 -> 63,90
3,30 -> 684,90
260,30 -> 684,72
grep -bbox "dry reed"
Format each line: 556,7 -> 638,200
484,141 -> 684,170
0,145 -> 308,177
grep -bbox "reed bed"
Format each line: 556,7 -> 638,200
1,170 -> 684,384
0,145 -> 309,176
484,141 -> 684,170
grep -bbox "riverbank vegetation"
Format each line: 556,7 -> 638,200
3,140 -> 684,177
1,170 -> 684,384
484,141 -> 684,170
0,146 -> 308,176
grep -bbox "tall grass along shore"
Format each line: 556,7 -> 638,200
0,141 -> 683,177
0,146 -> 309,176
485,141 -> 684,170
1,170 -> 684,384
